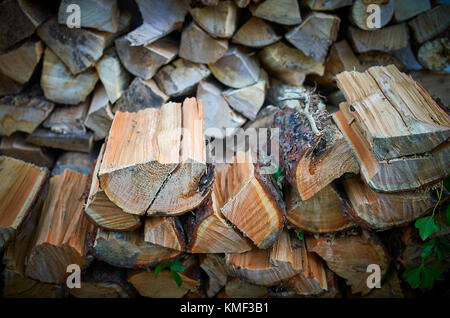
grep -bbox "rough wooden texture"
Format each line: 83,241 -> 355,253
0,85 -> 54,136
307,230 -> 390,295
0,73 -> 23,96
408,5 -> 450,44
180,21 -> 228,64
40,48 -> 99,105
209,46 -> 260,89
0,134 -> 54,168
126,0 -> 189,46
84,84 -> 114,141
301,0 -> 353,11
37,17 -> 106,75
93,227 -> 181,269
410,70 -> 450,107
58,0 -> 120,32
104,10 -> 132,48
115,36 -> 178,80
363,270 -> 404,298
155,58 -> 211,96
51,151 -> 93,177
144,216 -> 187,251
200,254 -> 228,297
390,44 -> 423,71
225,277 -> 268,298
25,168 -> 94,284
357,51 -> 406,72
189,0 -> 238,38
286,12 -> 340,62
286,183 -> 354,233
0,156 -> 48,251
0,39 -> 43,84
43,101 -> 89,135
417,38 -> 450,72
348,23 -> 409,54
113,77 -> 168,113
0,0 -> 50,50
350,0 -> 394,31
343,177 -> 436,230
250,0 -> 302,25
26,127 -> 94,153
222,79 -> 266,120
394,0 -> 431,22
232,17 -> 281,48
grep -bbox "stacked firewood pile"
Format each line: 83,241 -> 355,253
0,0 -> 449,298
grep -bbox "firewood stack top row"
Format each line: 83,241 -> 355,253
0,0 -> 449,298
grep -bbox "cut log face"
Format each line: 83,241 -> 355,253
200,254 -> 228,297
307,230 -> 390,295
348,23 -> 409,54
144,216 -> 187,252
189,0 -> 238,38
336,65 -> 450,160
0,156 -> 48,251
84,84 -> 114,141
250,0 -> 302,26
301,0 -> 353,11
37,17 -> 106,75
25,168 -> 94,284
93,228 -> 181,269
115,36 -> 178,80
0,134 -> 54,168
215,151 -> 285,249
85,145 -> 140,231
209,46 -> 260,88
26,127 -> 94,153
155,58 -> 211,96
0,39 -> 43,84
363,270 -> 404,298
180,21 -> 229,64
43,101 -> 89,135
0,84 -> 54,136
350,0 -> 394,31
0,0 -> 51,50
225,277 -> 268,298
259,42 -> 325,86
95,48 -> 131,104
232,17 -> 281,48
197,80 -> 247,138
126,0 -> 189,46
342,177 -> 436,230
0,73 -> 23,96
285,12 -> 340,63
113,77 -> 168,113
418,38 -> 450,72
51,151 -> 93,177
286,183 -> 354,233
394,0 -> 431,22
58,0 -> 120,32
41,48 -> 99,105
408,5 -> 450,44
222,79 -> 266,120
104,10 -> 132,48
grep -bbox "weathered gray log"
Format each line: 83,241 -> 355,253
189,0 -> 238,38
84,84 -> 114,140
250,0 -> 302,25
232,17 -> 281,48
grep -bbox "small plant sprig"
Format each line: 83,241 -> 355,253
154,259 -> 186,287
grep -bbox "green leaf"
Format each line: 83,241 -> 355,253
420,265 -> 443,291
155,261 -> 172,278
415,216 -> 440,241
297,232 -> 304,241
403,266 -> 422,289
171,269 -> 183,287
421,239 -> 436,259
171,263 -> 186,272
273,168 -> 282,181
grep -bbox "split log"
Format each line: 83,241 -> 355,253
199,254 -> 228,297
93,228 -> 181,269
0,156 -> 48,251
127,256 -> 201,298
113,77 -> 168,113
51,152 -> 93,177
307,230 -> 390,295
95,48 -> 131,104
26,127 -> 94,153
363,270 -> 404,298
273,106 -> 359,201
209,46 -> 260,89
0,0 -> 50,50
189,0 -> 238,38
234,0 -> 250,8
286,183 -> 354,233
25,168 -> 95,284
301,0 -> 353,11
58,0 -> 120,32
215,151 -> 285,248
0,134 -> 54,167
225,277 -> 268,298
155,59 -> 211,96
410,70 -> 450,107
0,73 -> 23,96
42,101 -> 89,135
390,44 -> 423,71
115,36 -> 178,80
126,0 -> 189,46
285,12 -> 340,63
259,42 -> 325,86
222,79 -> 266,120
84,84 -> 114,141
37,17 -> 106,75
69,262 -> 136,298
343,177 -> 436,231
357,51 -> 406,72
250,0 -> 302,26
417,38 -> 449,71
408,5 -> 450,44
0,39 -> 43,84
232,17 -> 281,48
197,80 -> 246,138
85,145 -> 141,231
144,216 -> 187,251
394,0 -> 431,22
348,23 -> 409,54
350,0 -> 394,31
104,10 -> 132,48
336,65 -> 450,160
180,21 -> 229,64
40,48 -> 99,105
0,84 -> 54,136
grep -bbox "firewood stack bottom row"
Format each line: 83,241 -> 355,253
0,0 -> 449,298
